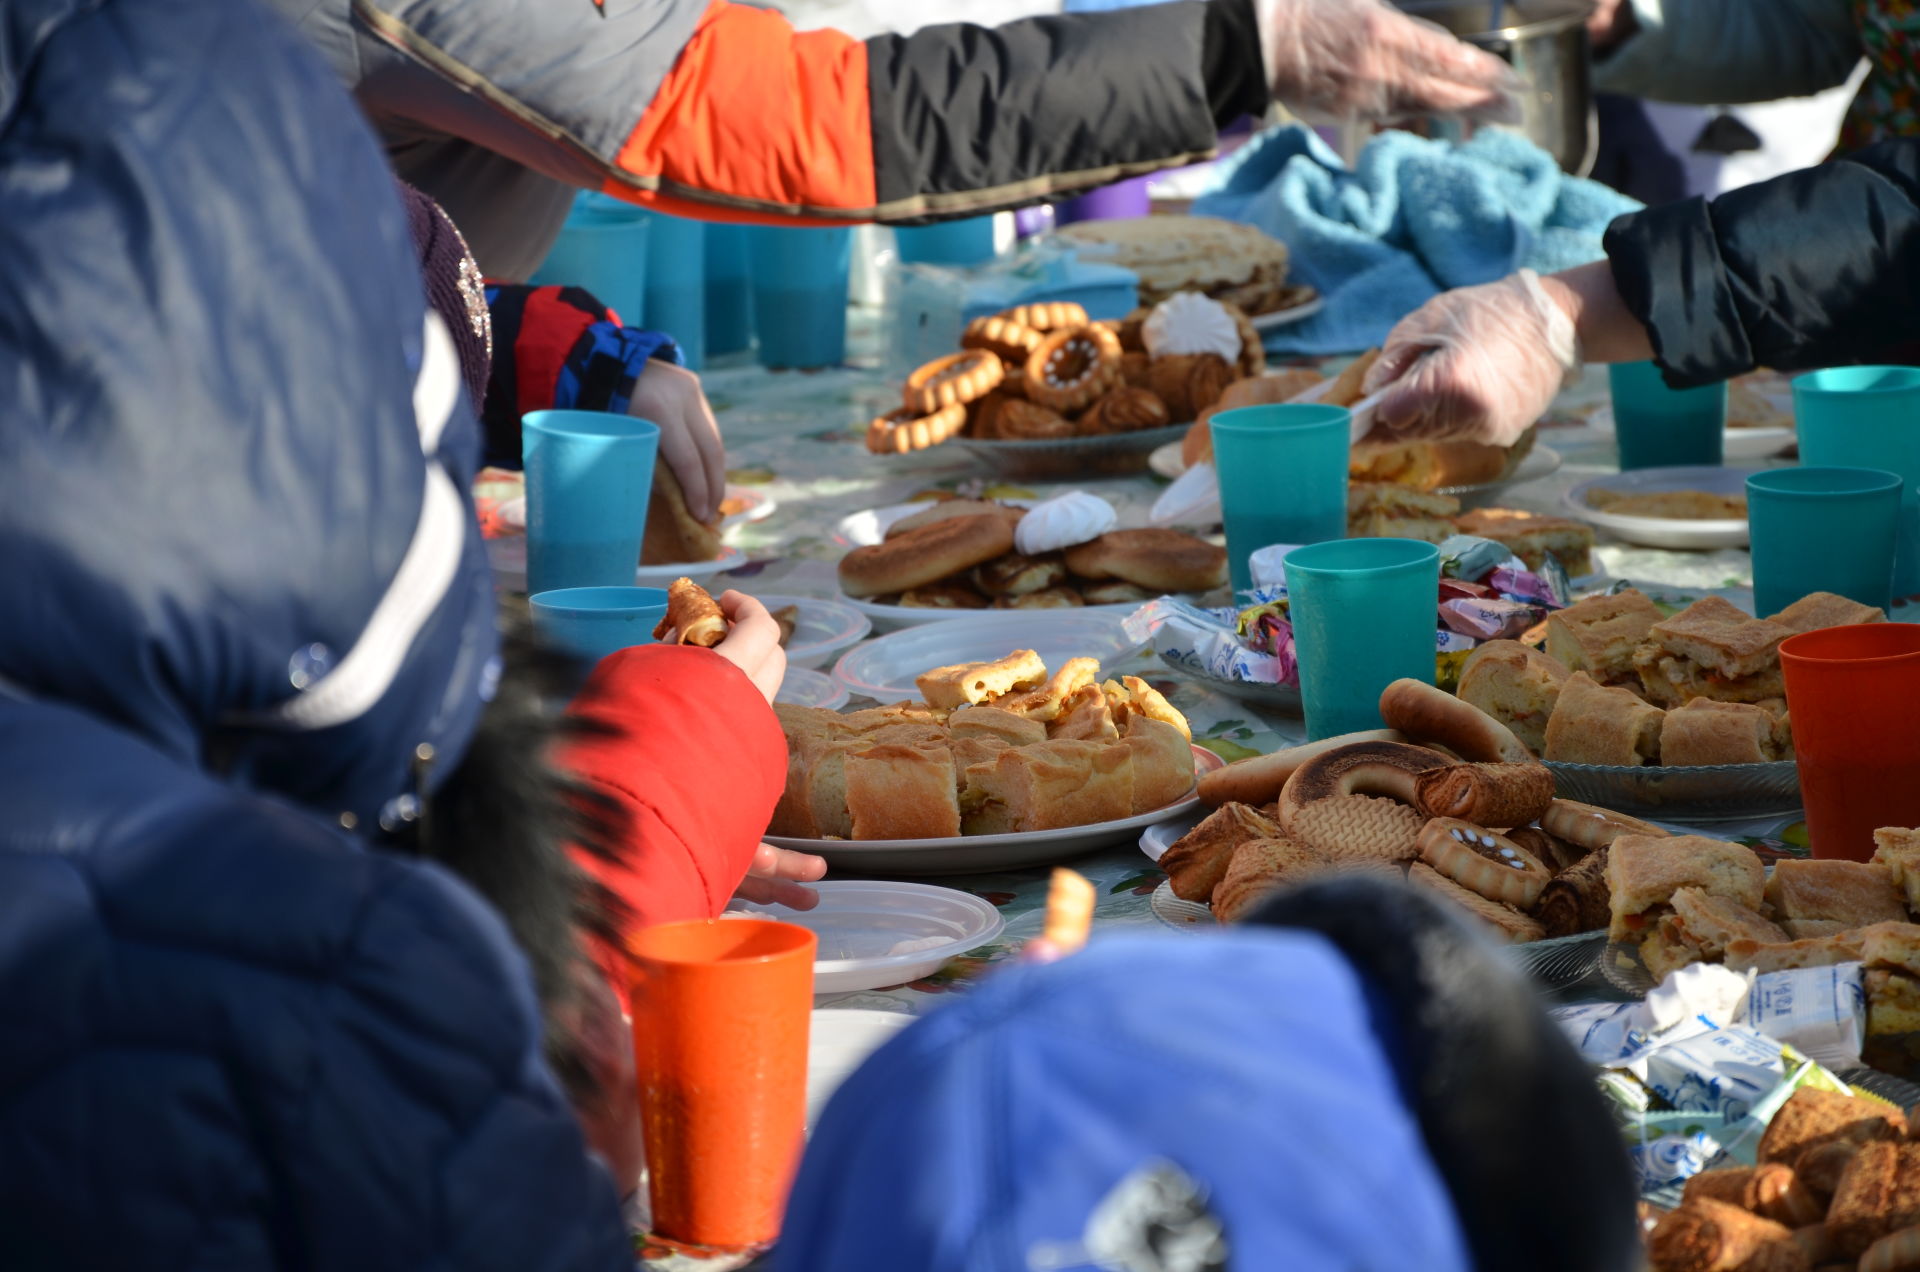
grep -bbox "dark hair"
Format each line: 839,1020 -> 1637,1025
388,615 -> 631,1100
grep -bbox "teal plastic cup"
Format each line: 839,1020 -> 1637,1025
522,410 -> 660,596
1285,538 -> 1442,740
531,197 -> 649,329
643,211 -> 706,369
748,226 -> 852,369
894,217 -> 998,267
704,224 -> 754,357
1209,403 -> 1351,594
529,586 -> 669,665
1609,360 -> 1727,469
1795,366 -> 1920,597
1747,467 -> 1904,617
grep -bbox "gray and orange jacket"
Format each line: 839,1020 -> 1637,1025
270,0 -> 1271,277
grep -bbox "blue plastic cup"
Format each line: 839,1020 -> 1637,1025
893,217 -> 998,268
747,226 -> 852,369
1284,538 -> 1443,741
705,224 -> 754,357
531,198 -> 649,329
1747,467 -> 1904,618
1609,360 -> 1727,469
1209,403 -> 1351,594
1795,366 -> 1920,597
522,410 -> 660,596
643,211 -> 706,370
529,586 -> 670,665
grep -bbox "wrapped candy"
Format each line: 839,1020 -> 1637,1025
1438,597 -> 1539,641
1489,567 -> 1558,608
1438,579 -> 1495,602
1437,534 -> 1515,583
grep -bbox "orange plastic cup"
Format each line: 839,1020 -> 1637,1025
1779,623 -> 1920,861
627,918 -> 817,1252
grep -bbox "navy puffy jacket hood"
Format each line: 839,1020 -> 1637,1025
0,0 -> 630,1266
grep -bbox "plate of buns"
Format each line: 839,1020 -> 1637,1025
1564,466 -> 1757,551
835,495 -> 1227,630
833,612 -> 1143,705
1456,587 -> 1882,818
1142,678 -> 1662,957
768,649 -> 1219,873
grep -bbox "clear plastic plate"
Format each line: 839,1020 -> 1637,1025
831,610 -> 1144,704
1545,759 -> 1802,822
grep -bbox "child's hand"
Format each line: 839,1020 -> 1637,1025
733,842 -> 827,910
628,362 -> 726,522
711,591 -> 786,705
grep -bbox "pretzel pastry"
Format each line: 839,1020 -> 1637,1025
1024,324 -> 1123,413
1417,817 -> 1551,908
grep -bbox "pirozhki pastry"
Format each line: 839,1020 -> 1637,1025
653,577 -> 727,647
840,513 -> 1016,598
1062,528 -> 1228,593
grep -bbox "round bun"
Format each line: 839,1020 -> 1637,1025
884,499 -> 1023,540
1063,529 -> 1227,593
841,513 -> 1016,598
1183,369 -> 1329,468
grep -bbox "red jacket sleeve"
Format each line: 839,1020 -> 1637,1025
555,643 -> 786,952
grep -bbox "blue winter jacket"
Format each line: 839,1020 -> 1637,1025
0,1 -> 631,1267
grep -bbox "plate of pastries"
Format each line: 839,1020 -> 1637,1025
1601,827 -> 1920,1034
866,290 -> 1270,480
766,648 -> 1220,874
1565,465 -> 1756,551
1163,349 -> 1565,499
1456,588 -> 1885,818
835,491 -> 1227,628
1143,676 -> 1651,959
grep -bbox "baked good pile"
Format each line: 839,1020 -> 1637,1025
1649,1086 -> 1920,1271
1459,589 -> 1885,767
1050,215 -> 1307,316
838,492 -> 1226,610
867,292 -> 1265,454
769,650 -> 1196,840
1162,676 -> 1645,938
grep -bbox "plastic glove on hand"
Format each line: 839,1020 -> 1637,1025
1362,270 -> 1579,448
1254,0 -> 1521,124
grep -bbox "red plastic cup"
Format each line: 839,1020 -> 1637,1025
1779,623 -> 1920,861
628,918 -> 817,1252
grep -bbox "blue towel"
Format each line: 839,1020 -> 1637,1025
1195,126 -> 1640,356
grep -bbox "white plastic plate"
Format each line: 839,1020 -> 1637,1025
776,666 -> 850,710
831,610 -> 1144,704
729,880 -> 1005,993
749,593 -> 872,671
1563,466 -> 1758,550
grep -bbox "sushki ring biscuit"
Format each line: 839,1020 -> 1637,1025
904,349 -> 1005,415
1024,324 -> 1122,413
1417,817 -> 1552,908
999,301 -> 1088,332
961,314 -> 1041,365
866,403 -> 969,453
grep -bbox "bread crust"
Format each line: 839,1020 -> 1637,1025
1061,529 -> 1227,593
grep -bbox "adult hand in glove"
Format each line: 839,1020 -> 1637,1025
1254,0 -> 1522,124
1362,270 -> 1581,448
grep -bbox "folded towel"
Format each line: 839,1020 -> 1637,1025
1194,126 -> 1640,356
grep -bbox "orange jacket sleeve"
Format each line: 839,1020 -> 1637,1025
555,643 -> 786,953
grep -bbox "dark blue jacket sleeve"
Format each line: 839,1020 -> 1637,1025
1604,137 -> 1920,386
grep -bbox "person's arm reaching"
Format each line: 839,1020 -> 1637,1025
1587,0 -> 1861,107
1364,138 -> 1920,444
340,0 -> 1510,223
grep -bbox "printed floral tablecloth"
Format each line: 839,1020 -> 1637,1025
630,320 -> 1805,1268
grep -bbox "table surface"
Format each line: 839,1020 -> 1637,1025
632,319 -> 1803,1268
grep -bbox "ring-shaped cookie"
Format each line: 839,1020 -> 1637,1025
1417,817 -> 1551,908
962,315 -> 1041,365
1024,324 -> 1123,413
904,349 -> 1005,415
999,301 -> 1088,332
866,403 -> 969,454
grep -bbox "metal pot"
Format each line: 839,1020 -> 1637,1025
1393,0 -> 1598,177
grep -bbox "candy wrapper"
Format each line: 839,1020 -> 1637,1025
1438,534 -> 1514,583
1439,597 -> 1539,641
1128,591 -> 1297,686
1634,1026 -> 1790,1122
1552,963 -> 1751,1066
1745,963 -> 1867,1072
